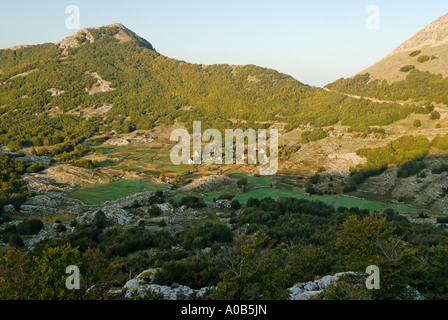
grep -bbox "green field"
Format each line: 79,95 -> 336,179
69,169 -> 418,214
232,186 -> 417,214
68,179 -> 167,205
228,172 -> 279,187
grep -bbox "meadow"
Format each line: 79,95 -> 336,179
95,145 -> 191,176
68,179 -> 167,205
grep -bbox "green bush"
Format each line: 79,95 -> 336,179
436,217 -> 448,224
431,164 -> 448,174
246,197 -> 260,208
417,55 -> 430,63
301,128 -> 328,144
430,111 -> 441,120
431,135 -> 448,150
179,196 -> 206,209
409,50 -> 421,57
309,174 -> 320,185
8,234 -> 24,248
17,219 -> 44,235
175,223 -> 233,251
400,65 -> 415,73
230,199 -> 241,210
397,160 -> 426,178
93,210 -> 108,229
148,205 -> 162,216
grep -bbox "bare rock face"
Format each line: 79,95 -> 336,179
355,13 -> 448,82
27,164 -> 114,188
176,174 -> 240,195
56,23 -> 154,55
287,272 -> 356,300
5,44 -> 29,50
119,279 -> 211,300
390,13 -> 448,55
57,29 -> 95,54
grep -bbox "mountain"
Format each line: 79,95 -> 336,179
0,23 -> 416,152
56,23 -> 155,55
326,13 -> 448,105
2,18 -> 448,304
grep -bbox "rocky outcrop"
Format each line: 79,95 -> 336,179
288,272 -> 356,300
176,174 -> 241,196
390,13 -> 448,55
122,279 -> 211,300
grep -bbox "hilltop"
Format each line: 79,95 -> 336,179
327,13 -> 448,102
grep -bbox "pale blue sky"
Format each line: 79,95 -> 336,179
1,0 -> 447,86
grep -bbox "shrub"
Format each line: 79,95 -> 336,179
309,174 -> 320,185
26,163 -> 45,173
93,210 -> 108,229
17,219 -> 44,235
230,199 -> 241,210
436,217 -> 448,224
305,183 -> 316,194
0,214 -> 12,225
397,160 -> 426,178
158,220 -> 167,228
413,119 -> 422,128
148,205 -> 162,216
246,197 -> 260,208
301,128 -> 327,144
400,65 -> 415,73
417,55 -> 430,63
56,224 -> 67,233
8,234 -> 23,248
343,178 -> 358,192
431,164 -> 448,174
430,111 -> 441,120
179,196 -> 206,209
409,50 -> 421,57
155,190 -> 164,198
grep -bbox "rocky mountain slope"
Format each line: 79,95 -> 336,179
328,13 -> 448,92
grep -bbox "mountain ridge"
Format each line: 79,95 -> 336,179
389,13 -> 448,55
351,13 -> 448,83
56,23 -> 155,55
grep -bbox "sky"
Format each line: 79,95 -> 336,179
1,0 -> 447,87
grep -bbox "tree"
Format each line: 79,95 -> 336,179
31,244 -> 84,300
337,212 -> 420,299
430,111 -> 441,120
8,234 -> 24,249
93,210 -> 108,229
246,197 -> 260,208
0,250 -> 34,299
337,212 -> 393,264
230,199 -> 241,210
148,205 -> 161,216
17,219 -> 44,235
206,230 -> 289,300
0,244 -> 125,300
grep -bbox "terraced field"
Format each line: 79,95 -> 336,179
95,145 -> 191,176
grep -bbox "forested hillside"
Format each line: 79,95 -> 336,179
0,24 -> 420,152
